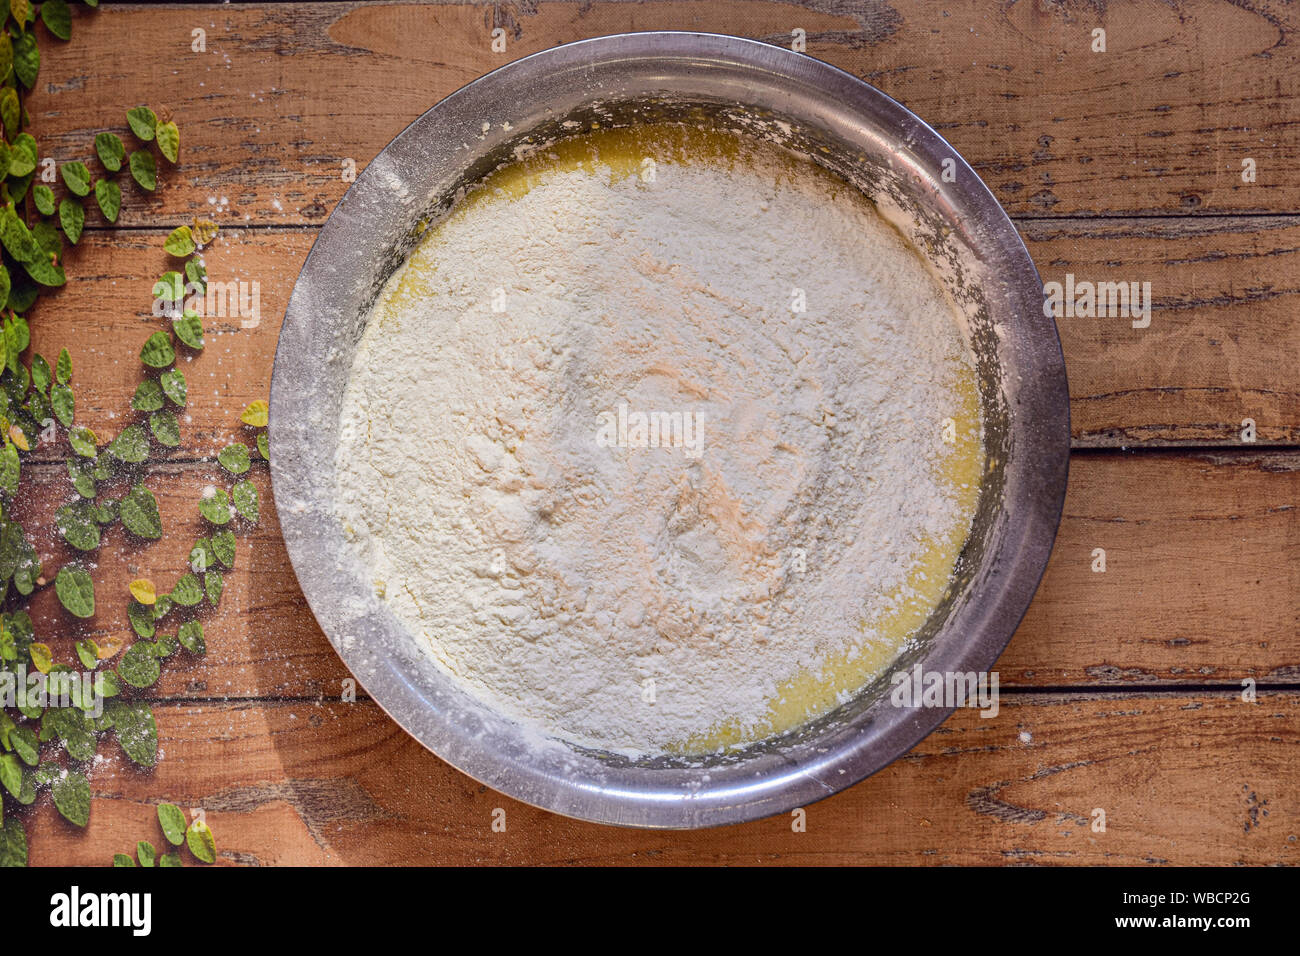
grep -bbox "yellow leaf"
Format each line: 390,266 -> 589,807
96,634 -> 126,660
192,218 -> 219,246
8,425 -> 28,451
240,400 -> 268,428
29,642 -> 52,674
129,578 -> 157,605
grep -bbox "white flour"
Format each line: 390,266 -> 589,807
335,130 -> 978,755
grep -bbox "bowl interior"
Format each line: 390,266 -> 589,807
270,33 -> 1068,828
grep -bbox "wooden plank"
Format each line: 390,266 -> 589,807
20,692 -> 1300,865
26,1 -> 1300,225
14,451 -> 1300,698
1029,216 -> 1300,446
23,216 -> 1300,460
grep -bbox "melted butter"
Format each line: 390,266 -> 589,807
686,369 -> 983,752
397,123 -> 984,754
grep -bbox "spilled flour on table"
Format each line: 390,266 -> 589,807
334,125 -> 983,756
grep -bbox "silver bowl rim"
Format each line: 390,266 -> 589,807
270,32 -> 1069,829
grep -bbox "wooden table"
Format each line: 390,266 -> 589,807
19,1 -> 1300,865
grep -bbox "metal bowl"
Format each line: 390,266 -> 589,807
271,32 -> 1069,828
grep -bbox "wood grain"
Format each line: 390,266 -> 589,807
23,218 -> 1300,458
10,0 -> 1298,867
12,450 -> 1299,699
25,0 -> 1300,226
21,692 -> 1300,865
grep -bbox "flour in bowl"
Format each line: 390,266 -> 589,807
334,125 -> 983,756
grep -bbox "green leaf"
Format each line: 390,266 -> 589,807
31,217 -> 61,258
13,545 -> 38,598
31,183 -> 54,217
108,699 -> 156,767
93,498 -> 118,524
40,0 -> 71,40
60,161 -> 91,197
55,500 -> 100,551
22,253 -> 66,288
67,425 -> 97,457
163,224 -> 194,257
117,642 -> 160,689
128,599 -> 155,639
56,347 -> 71,383
30,352 -> 50,392
156,120 -> 179,164
0,817 -> 28,867
139,331 -> 174,368
205,570 -> 223,606
0,444 -> 17,496
0,263 -> 11,312
58,197 -> 84,244
0,34 -> 12,88
131,379 -> 163,412
185,256 -> 206,292
149,408 -> 179,447
188,538 -> 215,573
55,563 -> 95,618
218,443 -> 249,476
12,31 -> 37,88
7,171 -> 34,205
170,573 -> 202,607
94,178 -> 121,223
95,131 -> 124,172
211,528 -> 235,567
151,632 -> 177,658
186,819 -> 216,863
160,368 -> 186,406
0,753 -> 21,797
158,803 -> 187,845
159,852 -> 182,866
153,270 -> 184,301
11,725 -> 38,766
1,208 -> 38,262
10,132 -> 37,173
0,518 -> 27,580
45,705 -> 95,760
0,89 -> 14,141
198,487 -> 231,525
67,458 -> 95,498
257,431 -> 269,460
52,768 -> 91,827
75,638 -> 97,669
129,149 -> 156,190
178,620 -> 205,654
232,479 -> 259,522
127,106 -> 156,141
107,423 -> 149,463
6,271 -> 36,311
141,841 -> 160,866
113,853 -> 135,867
120,483 -> 162,539
173,310 -> 204,349
50,383 -> 74,426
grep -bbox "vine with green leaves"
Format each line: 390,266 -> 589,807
0,0 -> 260,866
